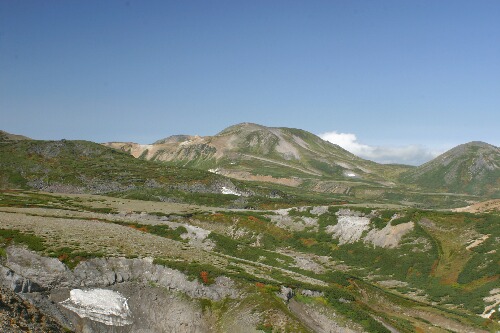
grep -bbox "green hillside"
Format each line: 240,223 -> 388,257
401,142 -> 500,197
105,123 -> 414,199
0,138 -> 350,208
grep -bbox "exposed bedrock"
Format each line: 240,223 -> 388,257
0,246 -> 238,332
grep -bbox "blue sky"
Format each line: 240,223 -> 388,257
1,1 -> 499,165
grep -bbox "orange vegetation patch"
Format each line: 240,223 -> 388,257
200,271 -> 210,284
0,189 -> 20,193
300,238 -> 317,247
206,213 -> 232,223
440,276 -> 455,285
128,225 -> 148,232
255,282 -> 265,289
429,260 -> 439,276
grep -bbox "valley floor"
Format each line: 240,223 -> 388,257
1,190 -> 499,332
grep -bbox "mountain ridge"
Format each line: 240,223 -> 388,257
103,123 -> 498,197
104,123 -> 412,192
3,124 -> 499,201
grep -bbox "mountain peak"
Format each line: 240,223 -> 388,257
434,141 -> 499,164
461,141 -> 497,149
216,122 -> 269,136
401,140 -> 500,196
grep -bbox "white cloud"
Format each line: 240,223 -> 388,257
319,131 -> 443,166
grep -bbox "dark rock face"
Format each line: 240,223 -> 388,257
0,285 -> 68,333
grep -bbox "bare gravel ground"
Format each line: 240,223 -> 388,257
453,199 -> 500,213
0,210 -> 215,263
43,192 -> 216,214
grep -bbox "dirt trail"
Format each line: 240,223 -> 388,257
453,199 -> 500,213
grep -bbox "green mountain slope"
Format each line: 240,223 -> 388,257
0,139 -> 247,203
105,123 -> 413,193
0,138 -> 351,208
400,141 -> 500,197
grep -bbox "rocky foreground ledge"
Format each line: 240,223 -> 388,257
0,246 -> 239,332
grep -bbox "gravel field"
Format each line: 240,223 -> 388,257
0,210 -> 215,262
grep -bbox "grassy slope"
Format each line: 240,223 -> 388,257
0,139 -> 350,209
0,139 -> 218,189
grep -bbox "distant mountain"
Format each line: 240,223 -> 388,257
105,123 -> 412,193
400,141 -> 500,197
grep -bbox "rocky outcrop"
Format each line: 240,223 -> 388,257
288,298 -> 360,333
2,247 -> 68,290
3,247 -> 238,301
325,209 -> 415,248
0,266 -> 45,293
326,209 -> 371,245
0,246 -> 239,332
0,285 -> 68,333
364,221 -> 414,248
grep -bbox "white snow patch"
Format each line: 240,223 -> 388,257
60,289 -> 132,326
221,186 -> 241,196
345,172 -> 356,177
208,168 -> 220,174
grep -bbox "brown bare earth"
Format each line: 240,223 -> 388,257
453,199 -> 500,213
